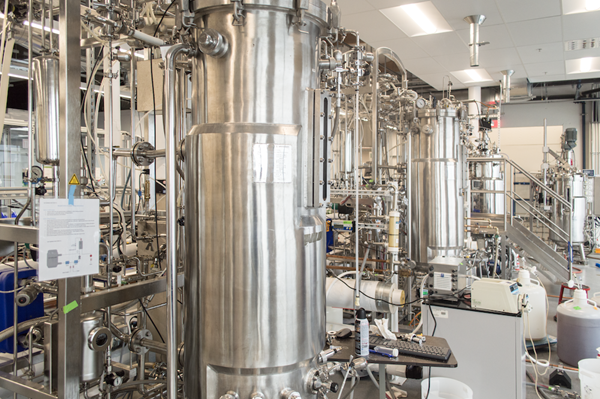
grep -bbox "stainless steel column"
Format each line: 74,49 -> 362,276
57,0 -> 82,397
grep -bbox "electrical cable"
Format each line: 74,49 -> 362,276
339,376 -> 359,399
423,302 -> 437,399
138,299 -> 164,343
332,275 -> 421,307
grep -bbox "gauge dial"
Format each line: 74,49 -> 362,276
415,98 -> 426,109
31,166 -> 43,180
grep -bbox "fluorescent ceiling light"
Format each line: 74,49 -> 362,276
380,1 -> 452,37
586,0 -> 600,9
566,56 -> 600,73
580,57 -> 592,72
402,4 -> 436,34
562,0 -> 600,14
450,68 -> 493,84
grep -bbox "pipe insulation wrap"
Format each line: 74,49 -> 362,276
326,277 -> 404,313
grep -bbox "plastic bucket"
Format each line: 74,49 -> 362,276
579,359 -> 600,399
421,377 -> 473,399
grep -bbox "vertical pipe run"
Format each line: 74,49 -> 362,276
354,71 -> 361,308
163,44 -> 190,399
464,15 -> 486,67
27,0 -> 34,226
543,119 -> 548,207
130,53 -> 137,238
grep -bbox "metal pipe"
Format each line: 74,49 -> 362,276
354,59 -> 361,309
131,50 -> 137,239
27,0 -> 35,227
464,15 -> 486,67
501,70 -> 514,103
163,43 -> 190,399
543,118 -> 548,207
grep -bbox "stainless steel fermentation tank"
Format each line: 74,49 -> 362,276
470,156 -> 505,231
185,1 -> 329,398
410,107 -> 465,265
550,173 -> 586,244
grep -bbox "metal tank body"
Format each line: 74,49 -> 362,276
185,1 -> 327,398
470,157 -> 505,231
410,107 -> 465,265
32,56 -> 60,165
80,314 -> 104,383
550,173 -> 586,243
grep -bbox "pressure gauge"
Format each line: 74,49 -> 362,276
415,98 -> 426,109
30,166 -> 43,181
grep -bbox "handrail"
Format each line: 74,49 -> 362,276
505,158 -> 571,208
468,155 -> 571,209
508,191 -> 569,242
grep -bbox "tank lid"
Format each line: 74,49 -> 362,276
194,0 -> 329,26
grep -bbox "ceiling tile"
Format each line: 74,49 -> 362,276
369,38 -> 430,60
456,24 -> 515,50
494,0 -> 561,23
403,57 -> 447,75
507,17 -> 563,46
528,74 -> 567,82
430,0 -> 504,30
411,32 -> 469,57
433,54 -> 472,71
342,11 -> 407,43
517,42 -> 565,64
562,12 -> 600,41
478,47 -> 523,68
524,60 -> 565,76
410,72 -> 452,91
336,0 -> 374,16
487,67 -> 528,82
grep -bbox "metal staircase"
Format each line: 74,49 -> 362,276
469,155 -> 573,283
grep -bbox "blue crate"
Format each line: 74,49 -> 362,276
0,268 -> 44,353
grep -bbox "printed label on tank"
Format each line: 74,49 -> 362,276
273,145 -> 292,183
253,144 -> 292,183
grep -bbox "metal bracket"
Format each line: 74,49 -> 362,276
292,0 -> 309,31
231,0 -> 246,26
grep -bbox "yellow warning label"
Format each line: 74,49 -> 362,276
68,174 -> 80,185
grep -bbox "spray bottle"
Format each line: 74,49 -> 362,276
355,308 -> 369,357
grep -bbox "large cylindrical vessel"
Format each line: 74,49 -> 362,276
470,156 -> 505,231
32,56 -> 60,165
185,2 -> 328,398
410,106 -> 465,265
550,173 -> 586,243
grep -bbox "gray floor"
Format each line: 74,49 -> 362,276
328,257 -> 600,399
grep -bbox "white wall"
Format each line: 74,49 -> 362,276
492,101 -> 583,172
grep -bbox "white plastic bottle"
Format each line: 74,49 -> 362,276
517,269 -> 547,340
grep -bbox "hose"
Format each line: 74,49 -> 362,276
366,365 -> 379,389
0,316 -> 49,342
14,196 -> 31,225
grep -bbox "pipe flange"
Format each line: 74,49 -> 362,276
305,369 -> 322,394
220,391 -> 239,399
281,388 -> 301,399
251,392 -> 265,399
131,141 -> 156,167
88,326 -> 112,351
198,29 -> 229,58
129,328 -> 152,355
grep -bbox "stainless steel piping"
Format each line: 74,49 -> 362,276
131,51 -> 137,238
163,43 -> 190,399
464,15 -> 486,67
371,47 -> 408,184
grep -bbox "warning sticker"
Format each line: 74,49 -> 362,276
68,174 -> 80,185
252,144 -> 292,183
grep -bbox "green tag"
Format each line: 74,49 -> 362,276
573,306 -> 582,310
423,289 -> 429,296
62,300 -> 79,314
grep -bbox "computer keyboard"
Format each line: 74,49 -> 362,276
369,336 -> 451,362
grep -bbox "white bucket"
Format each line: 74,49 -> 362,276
579,359 -> 600,399
421,377 -> 473,399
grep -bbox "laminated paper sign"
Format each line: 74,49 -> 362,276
38,199 -> 100,281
